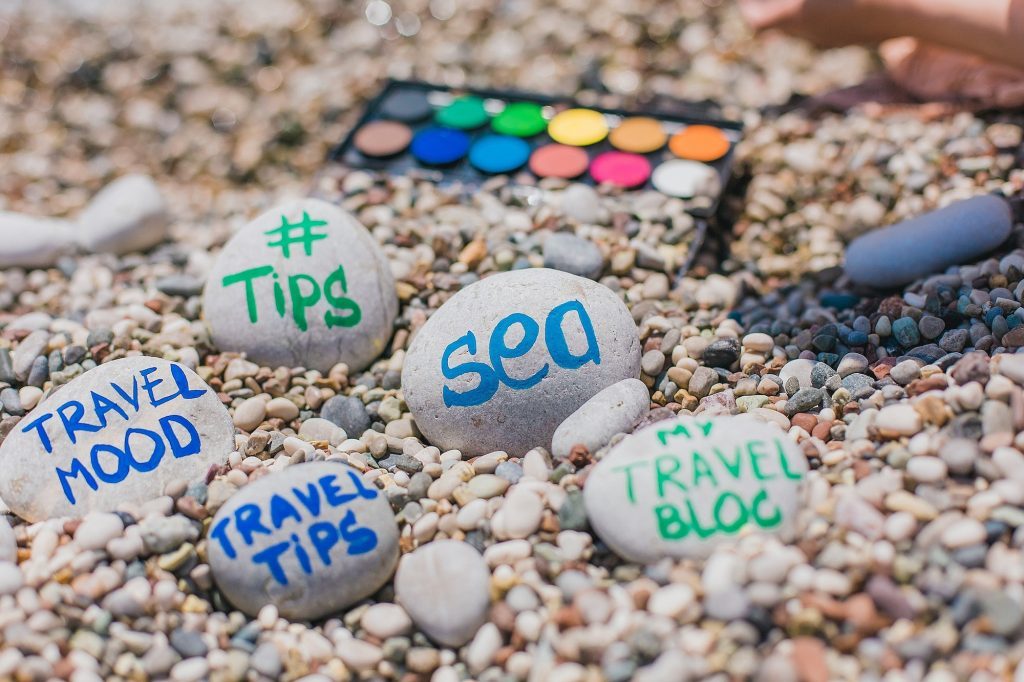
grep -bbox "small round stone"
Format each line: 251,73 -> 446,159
207,461 -> 399,620
543,232 -> 604,280
321,395 -> 372,437
402,268 -> 640,457
550,378 -> 650,460
202,198 -> 398,373
395,540 -> 491,647
584,415 -> 808,562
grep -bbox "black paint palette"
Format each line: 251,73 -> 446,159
332,80 -> 743,218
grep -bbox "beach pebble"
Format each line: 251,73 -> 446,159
560,184 -> 603,224
74,512 -> 125,551
550,378 -> 650,460
0,357 -> 233,522
203,198 -> 398,373
779,359 -> 815,390
0,212 -> 75,269
395,539 -> 491,647
77,174 -> 170,254
0,520 -> 15,562
543,232 -> 604,280
360,603 -> 412,639
207,461 -> 399,619
584,415 -> 808,562
320,395 -> 371,437
403,268 -> 640,456
845,195 -> 1012,288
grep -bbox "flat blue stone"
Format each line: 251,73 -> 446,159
845,195 -> 1012,288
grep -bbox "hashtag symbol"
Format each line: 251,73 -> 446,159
264,211 -> 328,258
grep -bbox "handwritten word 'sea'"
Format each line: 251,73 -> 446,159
211,470 -> 380,587
20,364 -> 209,504
441,300 -> 600,408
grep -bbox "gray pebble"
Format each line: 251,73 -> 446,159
320,395 -> 371,437
551,378 -> 650,460
543,232 -> 604,280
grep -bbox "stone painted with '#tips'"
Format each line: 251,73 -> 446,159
402,268 -> 641,457
203,198 -> 397,373
0,357 -> 233,522
584,415 -> 808,563
208,461 -> 399,620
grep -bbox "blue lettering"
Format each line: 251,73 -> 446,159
90,390 -> 128,426
89,443 -> 131,484
441,331 -> 500,408
57,400 -> 102,444
170,364 -> 207,401
124,427 -> 166,472
210,518 -> 237,559
140,367 -> 176,407
340,509 -> 378,555
488,313 -> 548,390
545,299 -> 601,369
56,458 -> 98,504
270,494 -> 303,529
160,414 -> 200,459
110,376 -> 140,411
235,504 -> 270,546
22,413 -> 54,453
291,533 -> 313,575
308,521 -> 339,565
252,541 -> 290,586
293,483 -> 321,516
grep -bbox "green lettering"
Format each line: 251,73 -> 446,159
712,491 -> 749,535
691,451 -> 718,487
714,444 -> 743,479
751,489 -> 783,529
288,274 -> 321,332
222,265 -> 274,324
323,265 -> 362,329
655,455 -> 687,497
273,274 -> 286,318
777,439 -> 804,480
685,499 -> 718,539
747,440 -> 774,481
655,504 -> 689,540
656,420 -> 713,446
612,460 -> 649,504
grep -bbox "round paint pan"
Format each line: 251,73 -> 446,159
668,125 -> 731,162
547,108 -> 609,146
651,160 -> 722,198
608,117 -> 666,154
590,151 -> 651,189
529,144 -> 590,179
379,89 -> 434,123
435,95 -> 489,130
492,102 -> 548,138
353,120 -> 413,158
410,127 -> 471,165
469,135 -> 531,174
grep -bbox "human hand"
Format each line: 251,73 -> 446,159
738,0 -> 907,47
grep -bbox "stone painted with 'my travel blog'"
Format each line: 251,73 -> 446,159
584,415 -> 808,563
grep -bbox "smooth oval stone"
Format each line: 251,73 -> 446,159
0,520 -> 15,563
402,268 -> 640,456
395,539 -> 490,647
208,461 -> 399,620
584,415 -> 808,563
77,174 -> 170,255
551,378 -> 650,460
0,357 -> 233,522
845,196 -> 1012,288
202,198 -> 398,373
0,212 -> 75,269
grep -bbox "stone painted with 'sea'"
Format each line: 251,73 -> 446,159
207,461 -> 399,620
202,198 -> 397,373
402,268 -> 641,457
0,357 -> 233,522
584,415 -> 808,563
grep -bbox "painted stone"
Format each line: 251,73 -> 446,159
584,415 -> 808,563
395,540 -> 490,647
402,268 -> 641,457
207,461 -> 399,620
0,357 -> 233,522
202,198 -> 397,373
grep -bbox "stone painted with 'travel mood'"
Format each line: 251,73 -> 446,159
0,357 -> 234,522
584,415 -> 808,563
207,461 -> 399,620
203,198 -> 398,373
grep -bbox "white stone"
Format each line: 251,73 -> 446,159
77,174 -> 170,254
207,461 -> 399,620
203,198 -> 397,373
875,404 -> 922,437
0,520 -> 15,563
779,359 -> 815,389
0,357 -> 233,522
584,415 -> 808,563
360,603 -> 412,639
491,486 -> 543,540
403,268 -> 640,457
0,212 -> 75,269
941,518 -> 987,548
395,540 -> 490,647
74,513 -> 125,551
550,378 -> 649,460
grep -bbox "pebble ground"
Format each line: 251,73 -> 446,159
2,1 -> 1024,681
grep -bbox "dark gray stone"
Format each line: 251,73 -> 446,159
321,395 -> 371,437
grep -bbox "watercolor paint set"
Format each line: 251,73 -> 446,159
332,80 -> 743,217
